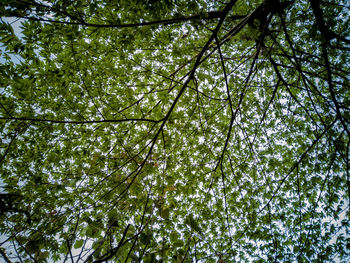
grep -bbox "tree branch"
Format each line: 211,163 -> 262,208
0,248 -> 13,263
9,9 -> 244,29
92,224 -> 130,263
0,117 -> 161,124
309,0 -> 350,44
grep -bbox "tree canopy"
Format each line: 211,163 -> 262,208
0,0 -> 349,262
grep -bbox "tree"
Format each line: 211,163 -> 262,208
0,0 -> 349,262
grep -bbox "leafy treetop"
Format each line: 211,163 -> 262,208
0,0 -> 349,262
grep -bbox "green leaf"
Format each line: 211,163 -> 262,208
74,239 -> 84,249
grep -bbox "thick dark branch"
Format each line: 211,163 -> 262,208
0,248 -> 13,263
0,117 -> 160,124
309,0 -> 330,41
170,0 -> 281,84
12,11 -> 244,28
309,0 -> 350,137
309,0 -> 350,44
216,35 -> 234,166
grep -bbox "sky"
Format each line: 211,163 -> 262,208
0,17 -> 24,64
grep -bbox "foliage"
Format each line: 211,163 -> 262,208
0,0 -> 349,262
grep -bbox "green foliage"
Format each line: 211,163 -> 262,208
0,0 -> 349,262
